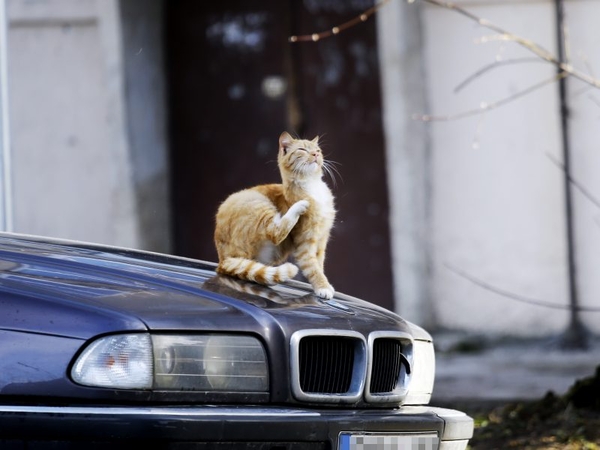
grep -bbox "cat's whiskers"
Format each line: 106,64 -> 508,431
294,159 -> 314,178
322,160 -> 342,188
292,160 -> 306,176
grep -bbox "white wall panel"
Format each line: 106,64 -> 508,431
421,1 -> 569,335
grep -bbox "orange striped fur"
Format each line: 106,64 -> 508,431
214,132 -> 336,298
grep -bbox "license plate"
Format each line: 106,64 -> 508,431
339,432 -> 440,450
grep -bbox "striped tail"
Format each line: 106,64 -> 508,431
216,257 -> 298,285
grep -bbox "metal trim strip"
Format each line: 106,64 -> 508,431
0,405 -> 321,417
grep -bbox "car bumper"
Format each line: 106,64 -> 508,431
0,404 -> 472,449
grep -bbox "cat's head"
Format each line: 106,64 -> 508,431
278,131 -> 323,179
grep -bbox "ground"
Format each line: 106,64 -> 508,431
458,366 -> 600,449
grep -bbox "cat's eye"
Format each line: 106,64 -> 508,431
297,148 -> 308,152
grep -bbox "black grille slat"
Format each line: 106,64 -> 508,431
298,336 -> 355,394
370,339 -> 403,394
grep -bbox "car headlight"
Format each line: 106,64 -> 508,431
71,333 -> 269,392
153,334 -> 269,391
404,339 -> 435,405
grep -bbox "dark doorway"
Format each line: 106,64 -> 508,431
166,0 -> 394,310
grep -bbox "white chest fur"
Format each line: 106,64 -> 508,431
302,179 -> 335,221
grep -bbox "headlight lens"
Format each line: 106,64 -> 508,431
404,339 -> 435,405
153,334 -> 269,391
71,333 -> 269,392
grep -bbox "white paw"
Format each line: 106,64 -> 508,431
290,200 -> 310,217
315,286 -> 335,299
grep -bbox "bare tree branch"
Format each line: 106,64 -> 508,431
454,57 -> 544,93
445,263 -> 600,312
289,0 -> 600,92
413,72 -> 567,122
289,0 -> 391,43
291,0 -> 600,151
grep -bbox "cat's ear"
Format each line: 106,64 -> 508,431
311,135 -> 320,145
279,131 -> 293,154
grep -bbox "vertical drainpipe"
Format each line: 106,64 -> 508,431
0,0 -> 12,233
554,0 -> 588,349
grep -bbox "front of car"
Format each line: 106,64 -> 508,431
0,233 -> 472,449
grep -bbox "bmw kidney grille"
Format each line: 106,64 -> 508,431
290,330 -> 413,404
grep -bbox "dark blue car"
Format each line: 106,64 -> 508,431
0,233 -> 472,449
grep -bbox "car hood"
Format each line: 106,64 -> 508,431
0,234 -> 410,340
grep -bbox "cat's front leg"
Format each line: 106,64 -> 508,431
294,245 -> 335,299
267,200 -> 309,245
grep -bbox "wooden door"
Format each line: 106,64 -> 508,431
166,0 -> 394,309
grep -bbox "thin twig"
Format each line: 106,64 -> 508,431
414,72 -> 567,121
289,0 -> 391,43
445,263 -> 600,312
581,52 -> 596,79
571,55 -> 596,98
546,152 -> 600,211
589,95 -> 600,108
454,57 -> 544,93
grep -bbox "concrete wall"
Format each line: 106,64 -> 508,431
6,0 -> 169,251
564,0 -> 600,334
378,0 -> 600,336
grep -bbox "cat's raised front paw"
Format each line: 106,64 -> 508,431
315,286 -> 335,300
290,200 -> 310,216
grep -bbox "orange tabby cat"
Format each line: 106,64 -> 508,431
214,131 -> 336,299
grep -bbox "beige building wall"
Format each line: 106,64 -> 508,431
6,0 -> 169,251
379,0 -> 600,336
